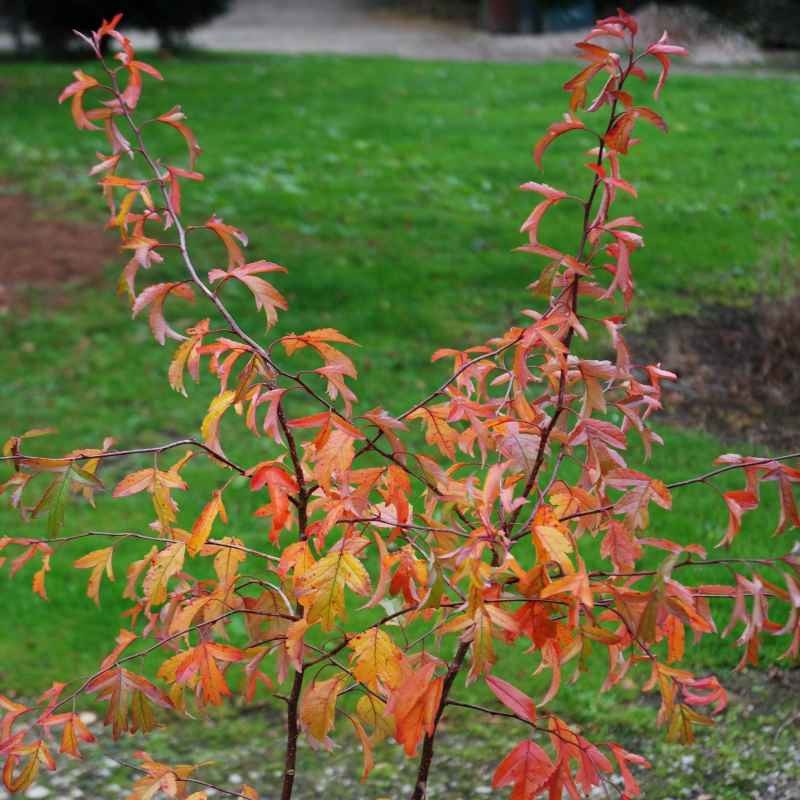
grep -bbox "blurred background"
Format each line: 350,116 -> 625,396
2,0 -> 800,59
0,2 -> 798,799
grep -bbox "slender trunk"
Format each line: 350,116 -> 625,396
410,641 -> 470,800
280,667 -> 305,800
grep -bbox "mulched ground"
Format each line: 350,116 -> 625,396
631,301 -> 800,450
0,189 -> 115,312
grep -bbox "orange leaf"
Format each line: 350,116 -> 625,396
132,282 -> 195,345
299,676 -> 344,749
386,661 -> 443,756
173,642 -> 247,706
58,70 -> 100,130
157,106 -> 202,168
188,490 -> 227,556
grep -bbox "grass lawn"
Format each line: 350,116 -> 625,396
0,51 -> 798,797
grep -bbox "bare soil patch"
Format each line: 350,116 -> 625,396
631,300 -> 800,449
0,189 -> 115,311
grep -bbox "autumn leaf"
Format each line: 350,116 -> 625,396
355,694 -> 394,743
58,713 -> 97,759
408,404 -> 459,460
386,661 -> 443,756
604,107 -> 668,155
168,319 -> 209,396
347,714 -> 374,782
2,740 -> 56,794
296,550 -> 371,630
157,106 -> 202,168
113,468 -> 156,498
142,542 -> 186,607
172,642 -> 247,706
606,469 -> 672,530
609,744 -> 651,798
645,33 -> 689,98
348,628 -> 404,692
718,489 -> 759,546
666,703 -> 714,744
58,69 -> 100,130
32,554 -> 50,600
85,668 -> 172,739
126,752 -> 199,800
204,216 -> 247,268
132,282 -> 195,345
492,739 -> 555,800
73,546 -> 114,604
201,390 -> 237,454
299,676 -> 345,749
600,520 -> 642,573
486,675 -> 537,724
533,115 -> 588,170
532,506 -> 573,571
250,462 -> 298,543
564,61 -> 604,108
187,490 -> 227,556
363,408 -> 408,465
209,261 -> 288,328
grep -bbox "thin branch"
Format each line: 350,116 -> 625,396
410,640 -> 470,800
667,452 -> 800,489
0,438 -> 246,473
13,529 -> 279,563
110,756 -> 254,800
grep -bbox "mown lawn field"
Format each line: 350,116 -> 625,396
0,52 -> 798,798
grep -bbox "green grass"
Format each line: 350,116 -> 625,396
0,52 -> 798,790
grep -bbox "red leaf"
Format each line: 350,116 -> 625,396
719,489 -> 759,547
492,739 -> 556,800
486,675 -> 537,723
645,33 -> 689,99
533,116 -> 587,170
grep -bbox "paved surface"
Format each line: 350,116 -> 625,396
157,0 -> 581,62
0,0 -> 766,65
0,0 -> 612,62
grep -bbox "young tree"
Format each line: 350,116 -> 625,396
1,10 -> 798,800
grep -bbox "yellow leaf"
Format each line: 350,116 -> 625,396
666,703 -> 714,744
73,547 -> 114,605
296,551 -> 371,631
2,740 -> 55,793
201,390 -> 236,453
355,694 -> 394,743
532,506 -> 573,571
143,542 -> 186,607
468,608 -> 496,684
349,629 -> 404,691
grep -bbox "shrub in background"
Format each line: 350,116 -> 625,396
11,0 -> 230,54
